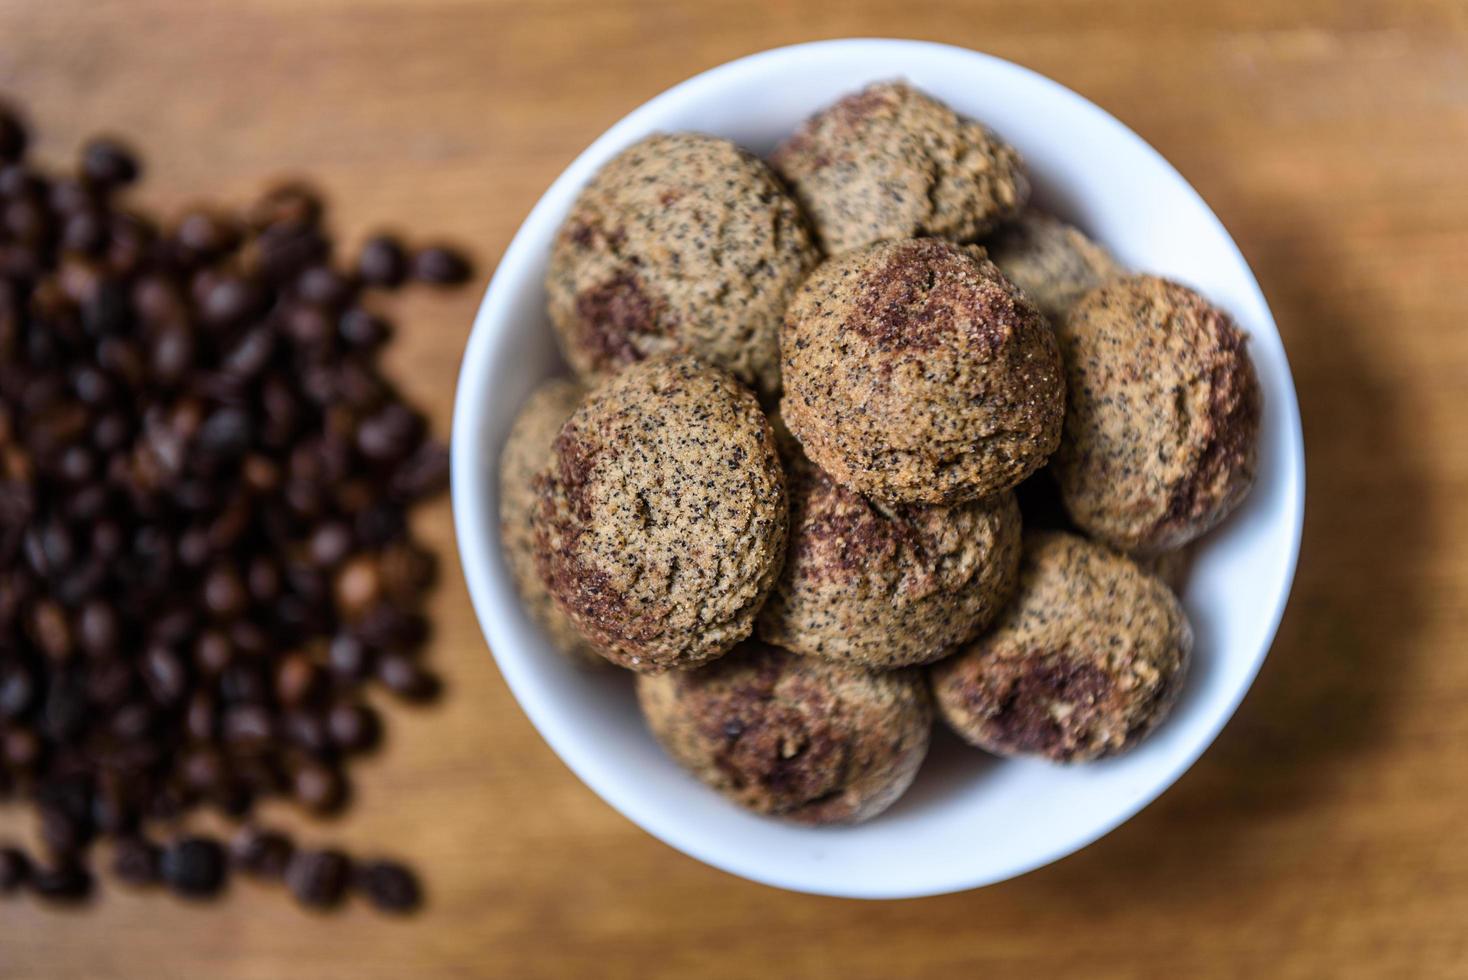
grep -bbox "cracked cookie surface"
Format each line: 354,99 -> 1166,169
771,81 -> 1028,255
499,377 -> 602,665
637,641 -> 931,823
931,531 -> 1191,762
531,356 -> 787,672
1053,274 -> 1262,555
757,422 -> 1021,669
781,238 -> 1064,505
546,133 -> 818,398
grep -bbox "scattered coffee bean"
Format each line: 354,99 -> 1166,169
160,836 -> 228,898
0,846 -> 31,893
286,848 -> 351,909
29,858 -> 93,903
355,860 -> 422,914
410,244 -> 472,285
112,837 -> 162,885
0,97 -> 462,911
231,826 -> 294,879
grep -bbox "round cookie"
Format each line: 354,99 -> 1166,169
781,238 -> 1065,505
987,210 -> 1122,324
931,531 -> 1191,762
532,356 -> 787,672
771,81 -> 1028,255
757,427 -> 1022,669
546,132 -> 818,398
1053,274 -> 1263,555
636,642 -> 931,824
498,377 -> 601,665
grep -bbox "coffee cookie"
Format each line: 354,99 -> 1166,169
931,531 -> 1191,762
781,238 -> 1064,504
546,132 -> 818,398
1053,274 -> 1262,554
532,356 -> 787,672
987,210 -> 1122,324
772,81 -> 1028,255
498,377 -> 601,664
757,427 -> 1021,669
637,642 -> 931,823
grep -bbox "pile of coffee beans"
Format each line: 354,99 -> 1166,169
0,100 -> 470,912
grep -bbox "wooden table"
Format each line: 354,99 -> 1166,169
1,1 -> 1465,976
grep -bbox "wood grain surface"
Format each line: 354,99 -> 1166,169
1,0 -> 1466,977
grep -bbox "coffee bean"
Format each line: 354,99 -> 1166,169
355,860 -> 421,914
376,654 -> 440,703
81,138 -> 140,187
0,108 -> 26,162
338,307 -> 391,349
308,520 -> 353,568
0,100 -> 459,910
160,836 -> 227,898
0,846 -> 31,893
285,848 -> 350,909
29,858 -> 93,902
327,702 -> 379,753
231,826 -> 294,879
174,209 -> 238,257
112,836 -> 161,885
291,762 -> 345,814
411,244 -> 472,285
78,600 -> 120,657
275,654 -> 319,708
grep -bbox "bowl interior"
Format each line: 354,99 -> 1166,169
451,39 -> 1304,899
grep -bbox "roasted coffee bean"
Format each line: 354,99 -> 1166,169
160,836 -> 227,898
376,654 -> 439,703
410,244 -> 472,285
291,762 -> 345,814
231,826 -> 294,879
0,846 -> 31,893
0,108 -> 26,162
0,103 -> 459,909
356,235 -> 407,287
355,860 -> 421,914
81,138 -> 140,187
327,702 -> 379,754
112,836 -> 161,885
29,858 -> 93,902
285,848 -> 350,909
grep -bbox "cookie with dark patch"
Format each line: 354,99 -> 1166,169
757,424 -> 1021,669
771,81 -> 1028,254
498,377 -> 601,664
781,238 -> 1065,505
546,133 -> 818,398
1053,274 -> 1262,555
532,356 -> 787,672
931,531 -> 1191,762
987,210 -> 1122,324
637,642 -> 931,823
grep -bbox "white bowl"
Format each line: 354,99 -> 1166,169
450,39 -> 1305,899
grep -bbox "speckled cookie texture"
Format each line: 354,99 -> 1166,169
531,356 -> 787,672
771,80 -> 1029,255
499,378 -> 602,664
1053,274 -> 1263,555
931,531 -> 1192,762
987,210 -> 1122,324
781,237 -> 1065,505
636,642 -> 932,823
757,425 -> 1022,669
546,132 -> 819,398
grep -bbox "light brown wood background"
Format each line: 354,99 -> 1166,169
1,0 -> 1466,977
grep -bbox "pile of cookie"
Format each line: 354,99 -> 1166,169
499,82 -> 1262,825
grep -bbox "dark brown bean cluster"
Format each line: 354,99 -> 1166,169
0,100 -> 470,912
